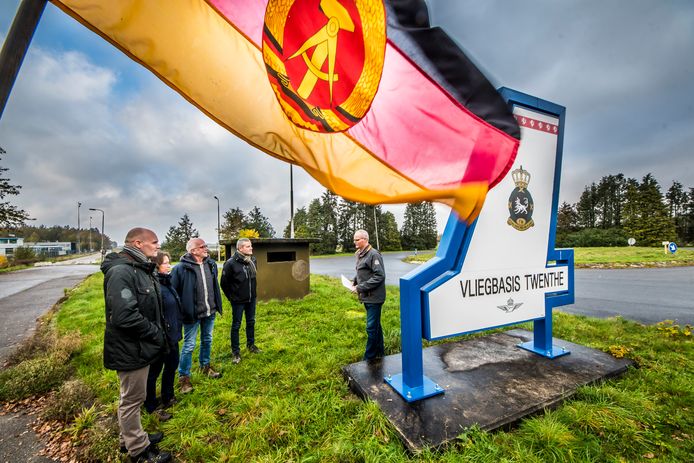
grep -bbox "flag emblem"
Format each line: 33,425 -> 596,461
262,0 -> 386,132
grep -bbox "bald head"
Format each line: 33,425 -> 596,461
124,227 -> 160,258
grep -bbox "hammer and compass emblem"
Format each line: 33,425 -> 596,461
262,0 -> 386,132
288,0 -> 354,103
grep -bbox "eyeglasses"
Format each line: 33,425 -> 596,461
196,244 -> 208,249
353,238 -> 363,242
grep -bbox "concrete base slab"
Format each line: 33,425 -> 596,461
342,329 -> 634,451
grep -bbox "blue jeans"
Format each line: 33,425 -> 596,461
178,314 -> 215,377
363,303 -> 384,360
230,300 -> 256,354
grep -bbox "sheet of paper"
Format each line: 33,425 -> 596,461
341,274 -> 354,290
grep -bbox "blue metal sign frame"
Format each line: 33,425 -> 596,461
385,88 -> 575,402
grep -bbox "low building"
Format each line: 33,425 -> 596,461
221,238 -> 319,300
0,236 -> 75,257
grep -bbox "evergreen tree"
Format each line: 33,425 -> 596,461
556,202 -> 579,246
684,188 -> 694,244
244,206 -> 275,238
401,202 -> 437,250
575,183 -> 597,229
163,213 -> 199,258
622,174 -> 676,246
379,211 -> 402,251
594,174 -> 626,228
283,206 -> 309,238
0,147 -> 31,230
337,199 -> 358,252
665,181 -> 688,242
220,207 -> 245,240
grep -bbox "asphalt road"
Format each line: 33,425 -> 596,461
310,252 -> 694,325
0,262 -> 99,364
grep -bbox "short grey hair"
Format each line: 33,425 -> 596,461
354,229 -> 369,241
186,238 -> 204,252
236,238 -> 251,250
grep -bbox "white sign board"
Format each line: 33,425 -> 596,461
425,106 -> 567,339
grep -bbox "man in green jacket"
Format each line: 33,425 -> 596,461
102,228 -> 171,463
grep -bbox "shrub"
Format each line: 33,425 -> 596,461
0,353 -> 72,401
42,379 -> 96,423
72,413 -> 120,462
558,227 -> 628,247
0,255 -> 8,268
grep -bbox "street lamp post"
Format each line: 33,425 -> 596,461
89,208 -> 105,261
88,216 -> 92,252
213,195 -> 221,261
77,201 -> 81,254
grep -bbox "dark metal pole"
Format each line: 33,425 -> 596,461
0,0 -> 48,120
214,195 -> 221,261
89,208 -> 104,261
77,201 -> 81,253
290,164 -> 294,238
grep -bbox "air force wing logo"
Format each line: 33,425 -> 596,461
497,298 -> 523,313
507,166 -> 535,231
262,0 -> 386,133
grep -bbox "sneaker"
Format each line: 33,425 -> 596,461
127,443 -> 172,463
200,364 -> 222,378
120,432 -> 163,453
179,375 -> 193,394
153,408 -> 172,421
232,353 -> 241,364
248,345 -> 261,354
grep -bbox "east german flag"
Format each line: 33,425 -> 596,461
50,0 -> 520,223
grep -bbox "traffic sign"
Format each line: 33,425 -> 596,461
668,242 -> 678,254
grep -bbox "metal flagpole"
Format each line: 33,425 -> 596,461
0,0 -> 48,120
290,164 -> 295,238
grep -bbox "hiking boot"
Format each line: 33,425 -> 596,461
153,408 -> 172,421
127,443 -> 172,463
120,432 -> 163,453
232,353 -> 241,364
161,397 -> 178,409
179,375 -> 193,394
248,345 -> 261,354
201,364 -> 222,378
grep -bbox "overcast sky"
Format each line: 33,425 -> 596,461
1,1 -> 692,245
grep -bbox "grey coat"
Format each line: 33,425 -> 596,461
353,246 -> 386,304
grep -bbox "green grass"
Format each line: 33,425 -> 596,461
35,274 -> 693,461
404,246 -> 694,268
572,247 -> 694,267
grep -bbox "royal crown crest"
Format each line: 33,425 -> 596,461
511,165 -> 531,190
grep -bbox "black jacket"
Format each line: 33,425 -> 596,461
220,252 -> 257,303
170,254 -> 223,323
101,250 -> 166,371
158,272 -> 182,346
353,246 -> 386,304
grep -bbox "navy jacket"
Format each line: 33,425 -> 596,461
158,272 -> 182,346
170,255 -> 223,323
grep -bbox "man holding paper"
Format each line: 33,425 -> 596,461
351,230 -> 386,360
